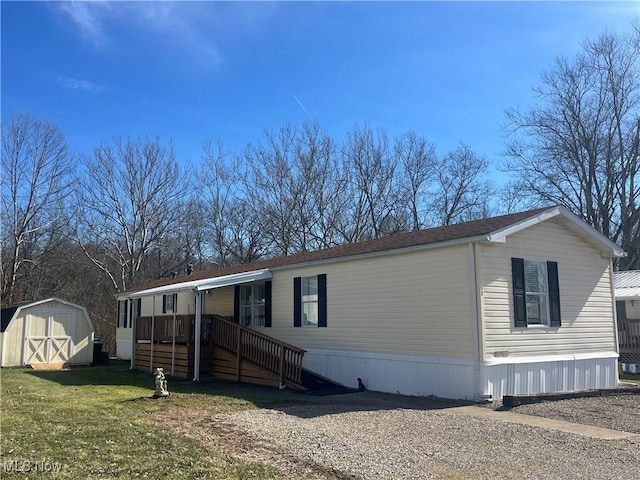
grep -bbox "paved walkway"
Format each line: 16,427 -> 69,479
442,405 -> 639,440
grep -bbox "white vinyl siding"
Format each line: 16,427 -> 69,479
269,244 -> 475,358
480,217 -> 617,359
203,285 -> 234,317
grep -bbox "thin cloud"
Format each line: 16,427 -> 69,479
57,1 -> 112,48
55,2 -> 226,67
58,76 -> 105,93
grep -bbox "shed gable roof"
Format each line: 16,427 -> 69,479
122,205 -> 625,297
0,298 -> 94,333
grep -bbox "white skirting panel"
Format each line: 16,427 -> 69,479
482,352 -> 620,400
116,340 -> 132,360
303,349 -> 478,400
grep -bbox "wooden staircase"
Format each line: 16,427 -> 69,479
209,315 -> 307,389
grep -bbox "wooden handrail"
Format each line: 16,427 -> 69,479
136,315 -> 215,344
210,314 -> 306,385
135,314 -> 306,386
618,318 -> 640,351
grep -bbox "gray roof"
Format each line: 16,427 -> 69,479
614,270 -> 640,300
122,205 -> 625,297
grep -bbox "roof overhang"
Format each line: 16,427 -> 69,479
615,288 -> 640,300
128,269 -> 273,298
486,205 -> 626,258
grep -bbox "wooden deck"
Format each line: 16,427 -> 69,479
133,314 -> 306,388
618,317 -> 640,364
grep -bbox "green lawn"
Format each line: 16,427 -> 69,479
0,363 -> 293,479
620,373 -> 640,386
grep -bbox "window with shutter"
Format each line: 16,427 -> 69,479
234,282 -> 271,327
512,258 -> 561,327
294,274 -> 327,327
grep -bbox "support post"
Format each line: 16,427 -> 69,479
171,310 -> 176,377
193,290 -> 202,381
129,297 -> 136,370
150,302 -> 155,373
236,325 -> 242,382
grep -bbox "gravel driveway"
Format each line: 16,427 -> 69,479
155,388 -> 640,480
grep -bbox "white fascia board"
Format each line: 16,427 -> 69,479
487,205 -> 625,257
129,269 -> 272,297
487,206 -> 563,243
194,269 -> 272,292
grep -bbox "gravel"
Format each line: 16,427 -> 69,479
155,390 -> 640,480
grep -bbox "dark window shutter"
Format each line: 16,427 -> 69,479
162,295 -> 167,314
117,301 -> 123,328
616,300 -> 627,320
234,285 -> 240,323
126,299 -> 131,328
173,293 -> 177,313
137,298 -> 142,321
547,261 -> 561,327
264,281 -> 272,327
318,274 -> 327,327
293,277 -> 302,327
512,258 -> 527,327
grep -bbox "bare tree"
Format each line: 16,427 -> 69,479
340,124 -> 402,240
74,136 -> 186,291
395,131 -> 438,230
1,114 -> 74,304
505,27 -> 640,269
199,140 -> 268,265
430,143 -> 494,226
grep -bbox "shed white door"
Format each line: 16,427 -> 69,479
24,310 -> 75,365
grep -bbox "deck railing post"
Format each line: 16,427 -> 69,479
278,347 -> 286,388
193,291 -> 202,381
236,324 -> 242,381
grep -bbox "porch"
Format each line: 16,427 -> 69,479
133,314 -> 306,389
618,317 -> 640,365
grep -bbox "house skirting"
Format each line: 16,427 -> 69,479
303,349 -> 478,400
481,351 -> 620,400
116,339 -> 132,360
303,349 -> 620,401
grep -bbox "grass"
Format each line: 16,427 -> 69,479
620,373 -> 640,387
0,362 -> 298,479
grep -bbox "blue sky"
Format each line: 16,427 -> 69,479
2,1 -> 638,173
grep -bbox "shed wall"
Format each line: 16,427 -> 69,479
1,300 -> 94,366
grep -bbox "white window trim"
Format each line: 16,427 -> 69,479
524,259 -> 550,327
301,276 -> 319,327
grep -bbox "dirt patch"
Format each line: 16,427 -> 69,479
149,406 -> 355,479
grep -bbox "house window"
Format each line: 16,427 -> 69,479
512,258 -> 561,328
163,294 -> 176,314
234,281 -> 272,327
294,274 -> 327,328
240,283 -> 266,327
117,300 -> 128,328
524,260 -> 549,325
302,276 -> 318,326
